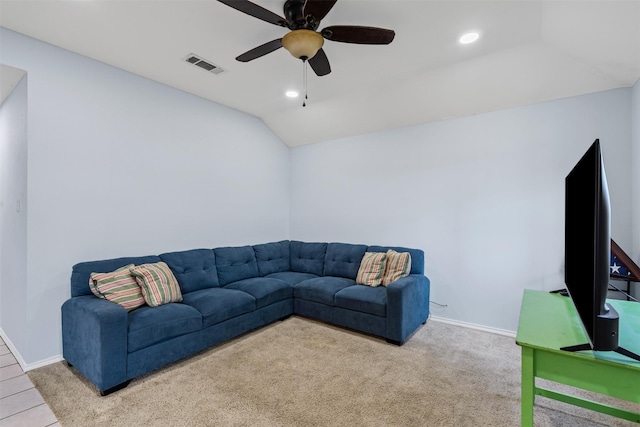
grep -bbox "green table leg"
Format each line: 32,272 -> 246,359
521,346 -> 534,427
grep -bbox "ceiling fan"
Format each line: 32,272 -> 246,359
217,0 -> 395,76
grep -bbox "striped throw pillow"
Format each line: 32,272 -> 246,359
130,262 -> 183,307
356,252 -> 387,287
382,250 -> 412,286
90,265 -> 146,311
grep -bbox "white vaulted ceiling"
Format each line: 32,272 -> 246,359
1,0 -> 639,146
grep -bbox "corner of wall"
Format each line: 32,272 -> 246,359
0,63 -> 27,107
631,77 -> 640,297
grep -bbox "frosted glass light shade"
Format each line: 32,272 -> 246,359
282,30 -> 324,60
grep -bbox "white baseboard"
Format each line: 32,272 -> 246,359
23,355 -> 64,372
0,327 -> 27,370
0,327 -> 63,372
429,315 -> 516,338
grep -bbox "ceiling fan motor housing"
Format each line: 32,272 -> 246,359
284,0 -> 319,30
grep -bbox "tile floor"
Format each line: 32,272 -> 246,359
0,337 -> 59,427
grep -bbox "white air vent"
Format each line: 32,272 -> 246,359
183,54 -> 225,75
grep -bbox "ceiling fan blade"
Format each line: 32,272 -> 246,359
236,39 -> 283,62
303,0 -> 337,22
217,0 -> 287,27
308,48 -> 331,76
321,26 -> 395,44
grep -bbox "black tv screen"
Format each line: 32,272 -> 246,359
564,139 -> 613,350
564,140 -> 639,361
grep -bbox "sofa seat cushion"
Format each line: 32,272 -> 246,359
294,277 -> 356,306
265,271 -> 319,286
181,288 -> 256,328
334,285 -> 387,317
224,278 -> 293,309
128,303 -> 202,352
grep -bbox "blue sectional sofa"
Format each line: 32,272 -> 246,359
62,241 -> 430,395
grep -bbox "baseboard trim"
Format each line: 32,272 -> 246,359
429,316 -> 516,338
0,327 -> 64,371
23,355 -> 64,372
0,327 -> 27,370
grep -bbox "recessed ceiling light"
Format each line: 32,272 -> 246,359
286,90 -> 299,98
459,32 -> 480,44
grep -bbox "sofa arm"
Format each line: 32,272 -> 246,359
62,296 -> 128,392
386,274 -> 430,344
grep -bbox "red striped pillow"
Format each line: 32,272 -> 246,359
130,262 -> 183,307
356,252 -> 387,287
382,250 -> 412,286
90,265 -> 146,311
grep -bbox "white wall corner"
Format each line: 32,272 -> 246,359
0,327 -> 27,371
631,77 -> 640,298
0,63 -> 27,107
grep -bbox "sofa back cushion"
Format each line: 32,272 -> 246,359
367,246 -> 424,275
253,241 -> 290,276
160,249 -> 219,294
323,243 -> 368,279
71,255 -> 161,297
290,241 -> 327,276
214,245 -> 259,286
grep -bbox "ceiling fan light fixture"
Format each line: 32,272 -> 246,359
282,29 -> 324,60
286,90 -> 299,98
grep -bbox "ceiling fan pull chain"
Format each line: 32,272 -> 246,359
302,59 -> 308,107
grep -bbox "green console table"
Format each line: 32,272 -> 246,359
516,289 -> 640,426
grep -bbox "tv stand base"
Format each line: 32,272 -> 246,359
561,343 -> 640,362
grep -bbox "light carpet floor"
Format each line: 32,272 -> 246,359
28,317 -> 639,426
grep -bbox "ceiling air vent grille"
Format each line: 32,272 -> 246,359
183,54 -> 225,75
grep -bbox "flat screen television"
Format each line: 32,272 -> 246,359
563,139 -> 639,361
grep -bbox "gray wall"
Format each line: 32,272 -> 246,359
290,88 -> 633,333
0,28 -> 290,367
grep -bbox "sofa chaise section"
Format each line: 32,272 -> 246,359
292,243 -> 429,344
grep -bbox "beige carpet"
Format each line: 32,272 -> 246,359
29,317 -> 639,426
